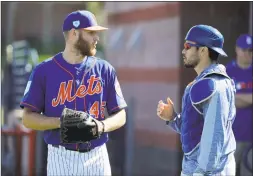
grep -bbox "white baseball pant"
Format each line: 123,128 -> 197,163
47,144 -> 111,176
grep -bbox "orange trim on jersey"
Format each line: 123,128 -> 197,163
110,104 -> 127,112
53,58 -> 75,78
53,58 -> 77,110
21,102 -> 40,111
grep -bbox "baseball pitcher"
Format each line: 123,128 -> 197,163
20,10 -> 127,176
157,25 -> 237,175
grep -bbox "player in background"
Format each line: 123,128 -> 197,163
226,34 -> 252,176
20,10 -> 127,176
157,25 -> 236,175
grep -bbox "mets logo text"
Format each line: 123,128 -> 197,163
52,75 -> 102,107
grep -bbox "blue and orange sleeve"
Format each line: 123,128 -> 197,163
106,68 -> 127,115
20,65 -> 45,113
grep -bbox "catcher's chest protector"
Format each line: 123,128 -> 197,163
180,64 -> 233,154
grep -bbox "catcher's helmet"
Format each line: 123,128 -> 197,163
185,25 -> 227,57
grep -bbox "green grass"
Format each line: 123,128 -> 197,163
38,54 -> 52,63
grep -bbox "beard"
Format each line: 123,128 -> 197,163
183,55 -> 200,68
74,34 -> 96,57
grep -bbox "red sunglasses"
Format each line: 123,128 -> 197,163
184,42 -> 203,50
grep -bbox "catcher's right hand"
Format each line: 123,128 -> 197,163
157,97 -> 176,121
60,107 -> 104,144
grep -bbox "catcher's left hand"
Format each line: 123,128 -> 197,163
60,107 -> 104,144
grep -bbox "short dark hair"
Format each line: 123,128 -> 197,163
197,47 -> 219,62
208,48 -> 219,62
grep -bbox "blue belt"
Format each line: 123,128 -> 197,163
52,144 -> 92,153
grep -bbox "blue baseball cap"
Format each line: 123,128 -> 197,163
185,24 -> 227,57
236,34 -> 252,49
62,10 -> 108,32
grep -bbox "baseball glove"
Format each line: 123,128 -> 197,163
60,107 -> 104,144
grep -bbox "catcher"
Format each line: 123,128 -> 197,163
21,10 -> 127,176
157,25 -> 236,175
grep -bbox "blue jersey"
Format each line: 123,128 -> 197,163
20,52 -> 127,150
226,60 -> 252,142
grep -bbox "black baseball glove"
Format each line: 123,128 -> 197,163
60,107 -> 104,144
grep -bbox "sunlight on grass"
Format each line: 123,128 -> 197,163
38,55 -> 52,63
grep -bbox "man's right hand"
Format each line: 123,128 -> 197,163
157,97 -> 176,121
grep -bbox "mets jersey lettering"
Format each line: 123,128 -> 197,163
20,52 -> 127,147
234,81 -> 253,90
52,75 -> 102,107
